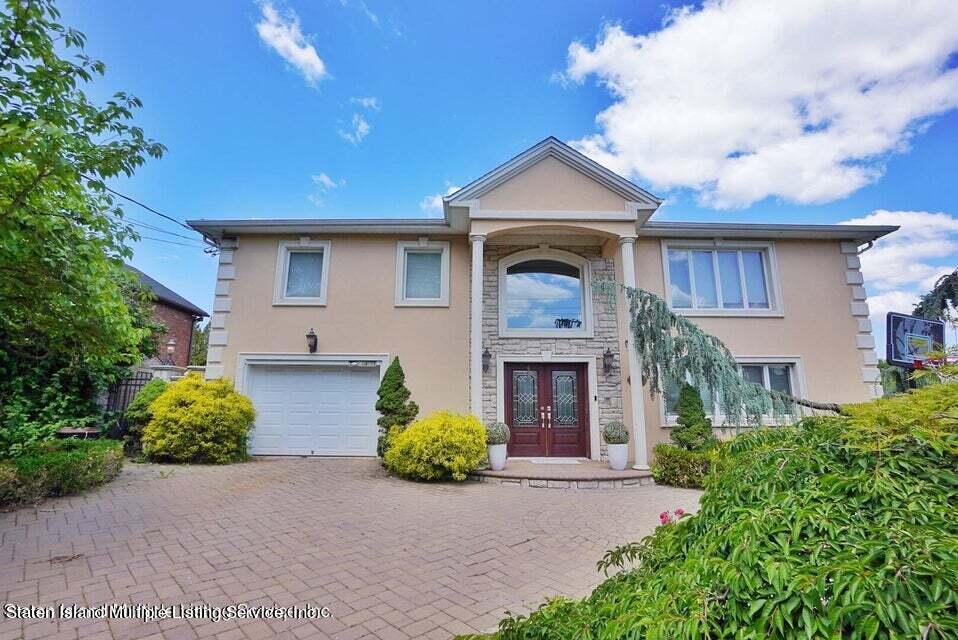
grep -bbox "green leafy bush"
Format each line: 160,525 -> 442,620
651,442 -> 716,488
384,411 -> 486,481
601,421 -> 629,444
465,383 -> 958,639
123,378 -> 168,456
142,374 -> 255,464
375,357 -> 419,457
0,439 -> 124,507
672,383 -> 719,451
486,422 -> 510,445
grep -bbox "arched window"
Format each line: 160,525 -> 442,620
499,250 -> 593,337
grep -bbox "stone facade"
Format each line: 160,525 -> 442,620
480,244 -> 624,458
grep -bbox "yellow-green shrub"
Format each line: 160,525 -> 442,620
142,374 -> 255,464
384,411 -> 486,481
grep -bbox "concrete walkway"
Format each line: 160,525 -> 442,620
0,458 -> 700,640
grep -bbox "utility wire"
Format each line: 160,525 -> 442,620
116,216 -> 203,242
136,234 -> 209,249
80,173 -> 198,234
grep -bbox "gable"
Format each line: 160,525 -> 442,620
479,156 -> 629,212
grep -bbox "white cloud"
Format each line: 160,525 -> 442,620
256,2 -> 328,86
351,96 -> 380,111
308,172 -> 345,207
840,209 -> 958,355
339,0 -> 379,27
564,0 -> 958,209
419,184 -> 460,216
311,172 -> 344,192
339,113 -> 371,145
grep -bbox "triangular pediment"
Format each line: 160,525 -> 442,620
445,137 -> 661,212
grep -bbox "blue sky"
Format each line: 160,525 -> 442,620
60,0 -> 958,355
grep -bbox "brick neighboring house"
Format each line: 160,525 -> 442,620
127,266 -> 209,368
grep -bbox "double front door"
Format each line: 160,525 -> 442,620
504,363 -> 589,458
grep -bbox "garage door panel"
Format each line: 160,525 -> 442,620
247,363 -> 379,456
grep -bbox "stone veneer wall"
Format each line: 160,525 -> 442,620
481,245 -> 623,458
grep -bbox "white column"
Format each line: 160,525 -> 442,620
469,234 -> 486,418
618,237 -> 649,469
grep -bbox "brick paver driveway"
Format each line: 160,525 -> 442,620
0,459 -> 700,640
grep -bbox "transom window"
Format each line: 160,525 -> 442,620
665,361 -> 796,420
666,245 -> 776,312
499,251 -> 592,337
274,239 -> 330,305
395,240 -> 450,306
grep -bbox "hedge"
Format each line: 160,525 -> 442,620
461,382 -> 958,639
0,439 -> 124,507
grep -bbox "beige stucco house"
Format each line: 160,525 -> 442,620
188,137 -> 896,467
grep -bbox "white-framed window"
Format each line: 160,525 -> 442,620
498,248 -> 593,338
662,240 -> 781,315
662,358 -> 804,424
395,239 -> 450,306
273,239 -> 331,306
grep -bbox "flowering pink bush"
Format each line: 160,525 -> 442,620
658,508 -> 688,525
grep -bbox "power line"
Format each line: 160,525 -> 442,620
116,216 -> 203,242
80,174 -> 197,234
136,234 -> 209,249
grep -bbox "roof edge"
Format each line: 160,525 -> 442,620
639,221 -> 898,242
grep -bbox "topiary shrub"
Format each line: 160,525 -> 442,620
601,421 -> 629,444
672,383 -> 719,451
384,411 -> 486,481
375,357 -> 419,457
123,377 -> 168,456
465,383 -> 958,639
1,439 -> 124,507
142,374 -> 255,464
651,442 -> 716,488
485,422 -> 510,445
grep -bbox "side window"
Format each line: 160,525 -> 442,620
666,244 -> 777,313
274,239 -> 330,305
664,362 -> 796,420
395,240 -> 450,306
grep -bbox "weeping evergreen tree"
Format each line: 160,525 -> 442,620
595,281 -> 841,425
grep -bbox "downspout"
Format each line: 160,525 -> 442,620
857,240 -> 874,254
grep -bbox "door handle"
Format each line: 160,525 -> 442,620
539,406 -> 546,429
546,406 -> 552,429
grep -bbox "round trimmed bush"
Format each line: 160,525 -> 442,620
142,374 -> 255,464
601,421 -> 629,444
485,421 -> 510,445
384,411 -> 486,481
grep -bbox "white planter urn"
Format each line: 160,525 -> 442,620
488,443 -> 508,471
607,443 -> 629,471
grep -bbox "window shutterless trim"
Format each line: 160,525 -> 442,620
394,240 -> 450,307
273,239 -> 331,306
660,239 -> 784,316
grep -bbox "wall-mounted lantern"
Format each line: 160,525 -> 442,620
306,328 -> 318,354
165,337 -> 177,365
482,348 -> 492,373
602,348 -> 614,375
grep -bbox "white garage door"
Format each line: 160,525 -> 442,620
246,364 -> 380,456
